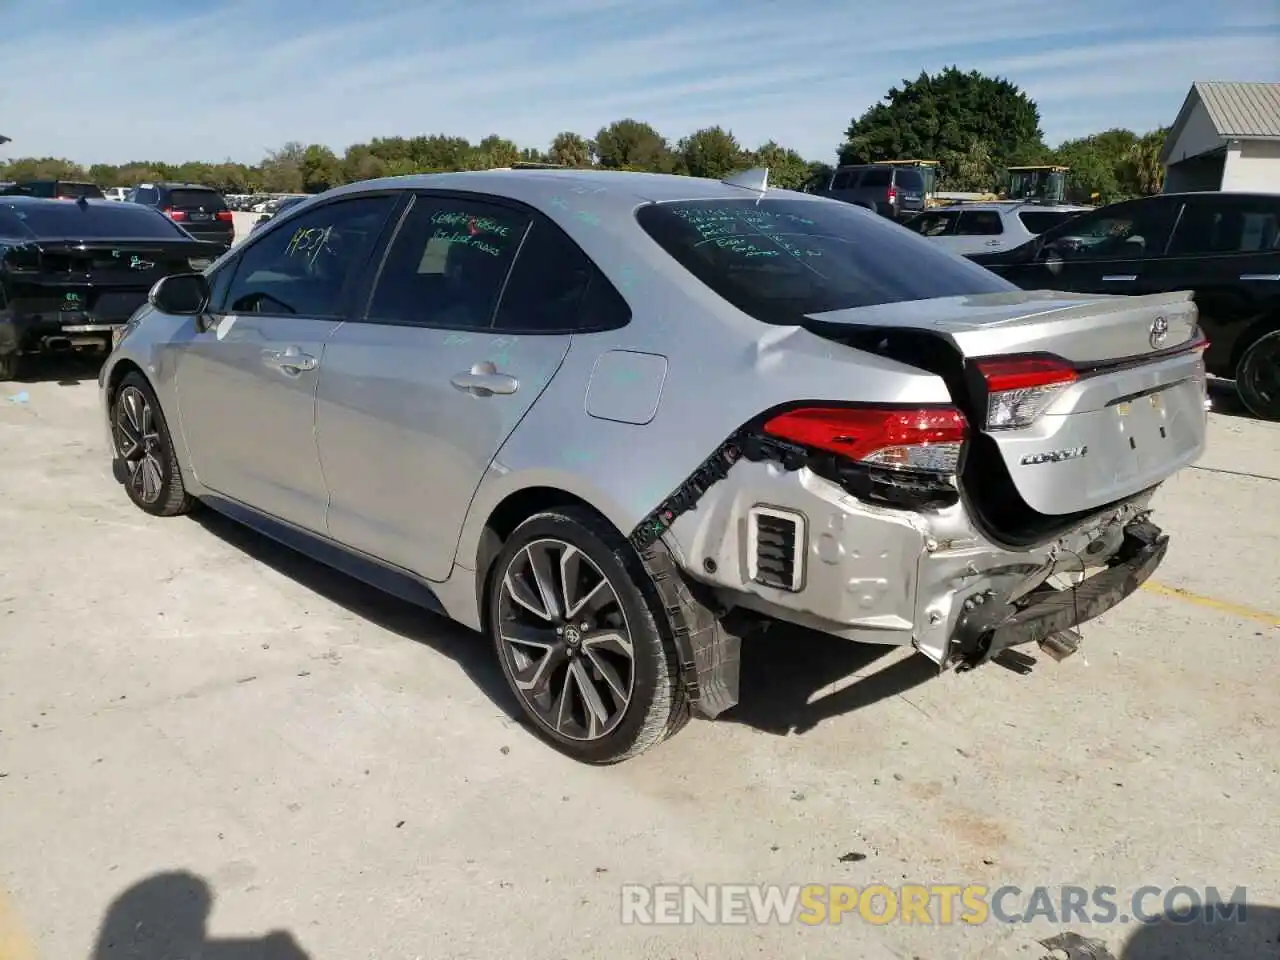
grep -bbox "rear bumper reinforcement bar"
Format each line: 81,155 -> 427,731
954,520 -> 1168,665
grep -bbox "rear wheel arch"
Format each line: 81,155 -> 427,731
474,487 -> 613,631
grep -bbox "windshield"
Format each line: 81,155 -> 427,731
635,197 -> 1015,323
56,182 -> 104,199
0,200 -> 188,239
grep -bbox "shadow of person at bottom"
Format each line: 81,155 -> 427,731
93,871 -> 310,960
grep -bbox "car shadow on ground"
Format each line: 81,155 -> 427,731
189,508 -> 522,720
1117,904 -> 1279,959
718,624 -> 937,735
92,870 -> 311,959
8,351 -> 105,385
191,508 -> 940,739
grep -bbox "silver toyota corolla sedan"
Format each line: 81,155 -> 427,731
99,167 -> 1209,764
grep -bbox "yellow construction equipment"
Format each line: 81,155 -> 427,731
1003,165 -> 1069,204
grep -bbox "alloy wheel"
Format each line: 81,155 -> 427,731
114,386 -> 165,505
496,538 -> 636,741
1241,336 -> 1280,416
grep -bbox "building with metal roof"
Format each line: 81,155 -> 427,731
1161,81 -> 1280,193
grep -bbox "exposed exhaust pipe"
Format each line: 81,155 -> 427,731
43,337 -> 73,353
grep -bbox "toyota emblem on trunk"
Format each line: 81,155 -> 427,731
1149,315 -> 1169,348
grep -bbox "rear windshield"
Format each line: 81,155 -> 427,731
167,189 -> 226,210
0,200 -> 188,240
56,182 -> 104,199
1017,210 -> 1079,234
893,169 -> 924,190
635,197 -> 1015,321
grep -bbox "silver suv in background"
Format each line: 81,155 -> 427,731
904,201 -> 1091,255
100,169 -> 1206,764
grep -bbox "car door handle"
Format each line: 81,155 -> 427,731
262,346 -> 318,374
985,239 -> 1001,246
1101,275 -> 1137,281
1239,274 -> 1280,281
451,361 -> 518,396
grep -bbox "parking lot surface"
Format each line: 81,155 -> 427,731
0,369 -> 1276,960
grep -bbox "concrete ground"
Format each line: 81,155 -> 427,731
0,366 -> 1276,960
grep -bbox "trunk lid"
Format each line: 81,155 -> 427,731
5,238 -> 221,323
804,290 -> 1207,519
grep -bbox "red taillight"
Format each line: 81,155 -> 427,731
216,210 -> 233,222
974,355 -> 1078,429
887,186 -> 898,204
163,207 -> 187,221
762,406 -> 968,473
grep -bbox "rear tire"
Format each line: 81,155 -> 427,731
1236,330 -> 1280,421
110,372 -> 194,517
486,506 -> 689,764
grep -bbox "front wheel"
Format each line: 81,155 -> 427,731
110,372 -> 194,516
1236,330 -> 1280,421
487,507 -> 689,764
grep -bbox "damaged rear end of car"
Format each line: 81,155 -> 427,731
633,193 -> 1207,708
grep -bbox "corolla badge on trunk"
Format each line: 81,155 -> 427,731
1149,315 -> 1169,348
1020,445 -> 1088,465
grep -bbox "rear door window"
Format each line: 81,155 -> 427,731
635,197 -> 1015,323
955,210 -> 1004,236
492,216 -> 630,333
893,170 -> 924,192
365,194 -> 529,330
1168,195 -> 1280,255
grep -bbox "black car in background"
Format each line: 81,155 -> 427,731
127,182 -> 234,249
1,179 -> 105,200
802,164 -> 928,221
0,197 -> 223,380
968,191 -> 1280,420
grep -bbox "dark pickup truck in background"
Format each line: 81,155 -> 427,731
968,191 -> 1280,420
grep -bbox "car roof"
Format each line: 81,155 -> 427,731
324,168 -> 820,212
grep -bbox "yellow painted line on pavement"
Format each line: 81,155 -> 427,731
0,891 -> 37,960
1143,581 -> 1280,627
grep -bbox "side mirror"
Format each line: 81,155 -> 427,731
149,272 -> 210,316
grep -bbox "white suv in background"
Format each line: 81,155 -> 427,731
905,202 -> 1091,256
102,187 -> 130,202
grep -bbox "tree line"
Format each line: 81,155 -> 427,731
1,68 -> 1170,204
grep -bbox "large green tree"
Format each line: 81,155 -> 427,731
548,131 -> 592,167
677,126 -> 745,180
840,67 -> 1047,176
593,119 -> 673,172
750,141 -> 811,190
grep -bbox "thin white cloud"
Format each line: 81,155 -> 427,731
0,0 -> 1276,165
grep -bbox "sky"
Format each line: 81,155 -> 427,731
0,0 -> 1277,166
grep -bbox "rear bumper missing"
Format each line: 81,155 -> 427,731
950,520 -> 1167,666
663,459 -> 1162,669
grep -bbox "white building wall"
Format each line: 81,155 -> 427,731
1221,140 -> 1280,192
1165,101 -> 1225,164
